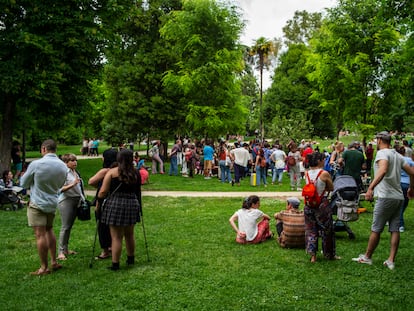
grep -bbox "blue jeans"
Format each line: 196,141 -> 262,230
219,160 -> 232,182
169,156 -> 178,176
400,183 -> 409,227
272,168 -> 284,183
256,165 -> 267,185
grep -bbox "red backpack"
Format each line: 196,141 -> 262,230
302,170 -> 324,208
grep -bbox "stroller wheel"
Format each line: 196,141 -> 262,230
348,232 -> 356,240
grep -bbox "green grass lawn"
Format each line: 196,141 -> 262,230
1,196 -> 414,310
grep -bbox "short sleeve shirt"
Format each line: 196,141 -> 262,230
374,148 -> 404,199
236,208 -> 264,241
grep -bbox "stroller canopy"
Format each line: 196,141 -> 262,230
333,175 -> 358,193
332,175 -> 359,201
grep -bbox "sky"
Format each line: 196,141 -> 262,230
235,0 -> 337,88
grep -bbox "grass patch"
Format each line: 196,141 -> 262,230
1,197 -> 414,310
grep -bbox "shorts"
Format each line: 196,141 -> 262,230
204,160 -> 212,170
371,198 -> 402,233
27,205 -> 55,227
13,162 -> 23,171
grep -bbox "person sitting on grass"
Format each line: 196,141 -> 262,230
274,197 -> 305,248
229,195 -> 272,244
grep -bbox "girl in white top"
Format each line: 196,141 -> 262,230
229,195 -> 272,244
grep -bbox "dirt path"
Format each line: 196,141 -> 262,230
84,190 -> 301,199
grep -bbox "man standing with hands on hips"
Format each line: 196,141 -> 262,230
21,139 -> 68,276
352,131 -> 414,270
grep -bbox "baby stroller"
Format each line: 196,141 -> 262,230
329,175 -> 360,240
0,186 -> 24,211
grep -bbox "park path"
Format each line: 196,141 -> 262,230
84,190 -> 300,199
28,155 -> 301,200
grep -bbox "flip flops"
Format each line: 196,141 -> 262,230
57,254 -> 67,261
30,268 -> 51,276
95,253 -> 111,260
52,263 -> 63,271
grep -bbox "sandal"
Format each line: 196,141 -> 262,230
66,250 -> 78,255
30,268 -> 51,276
57,254 -> 67,261
95,253 -> 111,260
52,263 -> 63,271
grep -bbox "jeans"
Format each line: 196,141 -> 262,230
256,165 -> 267,185
272,168 -> 284,183
234,163 -> 245,183
400,183 -> 409,227
219,160 -> 232,182
169,156 -> 178,175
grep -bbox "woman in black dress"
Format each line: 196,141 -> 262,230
98,149 -> 142,270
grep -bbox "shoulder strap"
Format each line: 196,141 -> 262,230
306,169 -> 324,184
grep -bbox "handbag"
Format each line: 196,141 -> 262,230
77,196 -> 92,221
77,173 -> 91,221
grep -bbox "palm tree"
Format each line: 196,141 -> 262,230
248,37 -> 281,141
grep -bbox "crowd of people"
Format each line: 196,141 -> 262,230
228,131 -> 414,269
6,130 -> 414,274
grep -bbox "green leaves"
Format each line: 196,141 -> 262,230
160,0 -> 246,138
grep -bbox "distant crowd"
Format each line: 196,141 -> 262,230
146,135 -> 414,192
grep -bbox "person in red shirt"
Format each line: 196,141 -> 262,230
302,143 -> 313,169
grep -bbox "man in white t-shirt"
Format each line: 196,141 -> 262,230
353,131 -> 414,270
270,145 -> 287,185
230,143 -> 250,186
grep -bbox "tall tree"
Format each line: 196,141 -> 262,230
307,0 -> 404,138
160,0 -> 247,139
264,10 -> 330,139
101,0 -> 183,145
0,0 -> 106,171
247,37 -> 281,141
283,10 -> 323,45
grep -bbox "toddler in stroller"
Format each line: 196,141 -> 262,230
0,185 -> 24,210
329,175 -> 360,239
0,170 -> 25,211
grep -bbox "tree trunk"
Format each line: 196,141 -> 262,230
259,55 -> 264,142
0,95 -> 15,173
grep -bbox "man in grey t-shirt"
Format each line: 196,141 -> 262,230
352,131 -> 414,270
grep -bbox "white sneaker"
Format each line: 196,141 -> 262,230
352,254 -> 372,265
399,226 -> 405,233
383,260 -> 395,270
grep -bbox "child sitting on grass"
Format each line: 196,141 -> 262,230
229,195 -> 272,244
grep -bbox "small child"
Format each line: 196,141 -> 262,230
229,195 -> 272,244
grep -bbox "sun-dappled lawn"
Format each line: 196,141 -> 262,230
1,196 -> 414,310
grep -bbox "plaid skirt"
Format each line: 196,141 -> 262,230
101,192 -> 140,226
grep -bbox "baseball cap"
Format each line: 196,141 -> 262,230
287,197 -> 300,209
348,141 -> 357,148
376,131 -> 391,139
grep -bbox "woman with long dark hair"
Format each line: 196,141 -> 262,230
229,195 -> 272,244
98,149 -> 142,270
88,147 -> 118,260
304,152 -> 340,263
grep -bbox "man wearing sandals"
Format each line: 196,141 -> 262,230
21,139 -> 67,276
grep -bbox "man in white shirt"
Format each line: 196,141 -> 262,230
21,139 -> 67,276
230,143 -> 250,186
